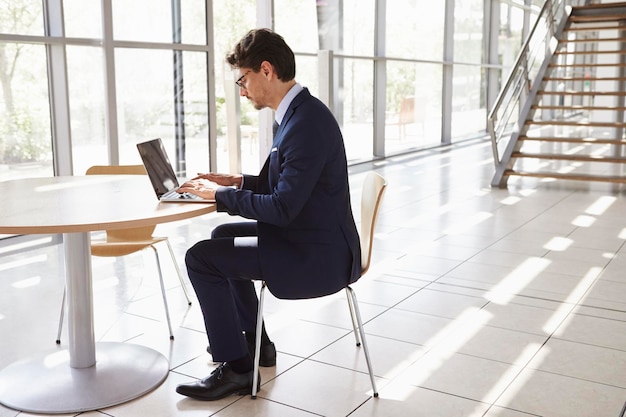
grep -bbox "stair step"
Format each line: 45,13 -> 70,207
526,120 -> 626,128
573,2 -> 626,10
504,170 -> 626,184
543,77 -> 626,82
570,14 -> 626,23
531,105 -> 626,111
565,24 -> 626,32
558,37 -> 626,43
538,90 -> 626,96
549,62 -> 626,68
554,49 -> 626,55
520,136 -> 626,145
512,152 -> 626,163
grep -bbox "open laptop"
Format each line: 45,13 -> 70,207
137,138 -> 215,203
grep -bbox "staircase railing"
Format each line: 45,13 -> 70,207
487,0 -> 588,171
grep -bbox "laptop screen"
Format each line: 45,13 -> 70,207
136,138 -> 180,198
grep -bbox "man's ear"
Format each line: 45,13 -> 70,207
259,61 -> 274,79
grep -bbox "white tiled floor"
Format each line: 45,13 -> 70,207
2,138 -> 626,416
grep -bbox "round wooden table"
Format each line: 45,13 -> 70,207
0,175 -> 215,413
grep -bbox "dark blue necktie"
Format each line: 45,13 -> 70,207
272,120 -> 279,138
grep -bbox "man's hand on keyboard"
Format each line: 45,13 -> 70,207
177,178 -> 217,201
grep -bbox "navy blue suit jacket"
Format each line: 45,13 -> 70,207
214,88 -> 361,299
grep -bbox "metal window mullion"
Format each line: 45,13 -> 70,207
373,0 -> 386,158
485,0 -> 500,124
441,0 -> 455,145
172,0 -> 185,176
43,0 -> 73,176
206,0 -> 218,172
101,0 -> 119,165
256,0 -> 274,166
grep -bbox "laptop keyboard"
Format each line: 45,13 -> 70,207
161,189 -> 204,201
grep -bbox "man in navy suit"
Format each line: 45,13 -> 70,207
175,28 -> 360,401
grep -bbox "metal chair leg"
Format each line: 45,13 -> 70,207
56,288 -> 66,344
346,288 -> 361,346
151,245 -> 174,340
251,281 -> 266,399
346,286 -> 378,397
56,244 -> 178,343
165,239 -> 192,305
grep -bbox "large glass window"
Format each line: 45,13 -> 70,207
341,0 -> 375,57
67,45 -> 107,174
454,0 -> 484,64
0,42 -> 52,180
115,49 -> 179,158
275,0 -> 375,161
112,0 -> 173,43
0,0 -> 546,183
0,2 -> 51,180
64,0 -> 101,38
452,0 -> 486,138
386,0 -> 445,62
112,0 -> 206,45
340,58 -> 374,162
0,1 -> 43,36
212,0 -> 255,173
386,61 -> 443,154
500,2 -> 525,79
451,64 -> 486,138
384,0 -> 445,154
274,1 -> 318,53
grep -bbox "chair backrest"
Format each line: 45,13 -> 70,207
85,164 -> 147,175
359,172 -> 387,276
85,165 -> 155,243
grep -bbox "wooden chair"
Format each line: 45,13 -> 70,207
251,171 -> 387,398
56,165 -> 192,343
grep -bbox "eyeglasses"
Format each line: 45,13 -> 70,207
235,70 -> 252,88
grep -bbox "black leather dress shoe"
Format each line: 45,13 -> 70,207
253,341 -> 277,367
206,340 -> 277,367
176,363 -> 259,401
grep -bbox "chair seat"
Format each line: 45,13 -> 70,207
91,241 -> 157,257
90,236 -> 168,257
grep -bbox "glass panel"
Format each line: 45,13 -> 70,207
275,0 -> 375,56
180,0 -> 207,45
212,0 -> 255,173
0,0 -> 43,36
115,48 -> 175,162
112,0 -> 171,43
387,0 -> 445,61
451,64 -> 486,138
500,3 -> 525,80
181,51 -> 209,176
296,55 -> 319,97
0,43 -> 52,181
342,0 -> 375,56
67,45 -> 107,175
454,0 -> 483,64
274,0 -> 318,53
212,0 -> 255,54
63,0 -> 101,38
386,60 -> 442,153
340,58 -> 373,162
114,49 -> 208,178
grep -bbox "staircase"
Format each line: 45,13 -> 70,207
488,1 -> 626,188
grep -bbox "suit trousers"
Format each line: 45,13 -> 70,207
185,221 -> 262,363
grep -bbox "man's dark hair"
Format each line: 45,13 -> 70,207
226,28 -> 296,81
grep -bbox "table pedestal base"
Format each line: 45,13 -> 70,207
0,342 -> 169,414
